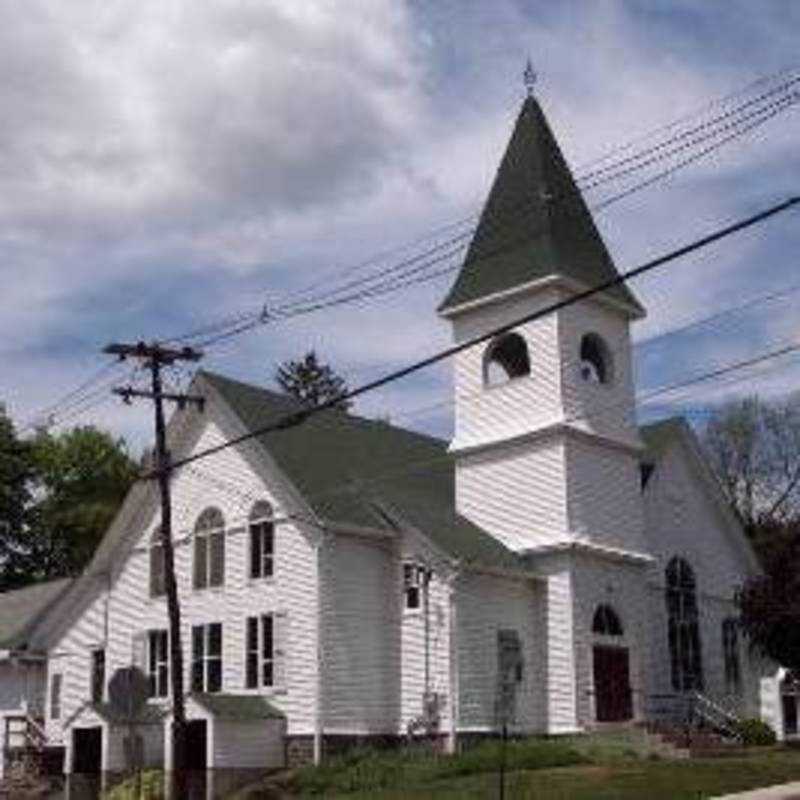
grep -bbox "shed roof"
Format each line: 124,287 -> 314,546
190,693 -> 285,721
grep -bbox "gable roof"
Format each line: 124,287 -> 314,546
638,416 -> 761,575
202,371 -> 520,570
438,96 -> 644,317
0,578 -> 74,651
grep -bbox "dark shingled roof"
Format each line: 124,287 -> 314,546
0,578 -> 73,650
203,371 -> 521,570
190,693 -> 285,721
439,96 -> 643,316
92,702 -> 166,726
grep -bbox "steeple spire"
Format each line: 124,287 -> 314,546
438,95 -> 644,317
523,58 -> 537,97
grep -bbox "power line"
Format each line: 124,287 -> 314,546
160,77 -> 800,352
148,196 -> 799,478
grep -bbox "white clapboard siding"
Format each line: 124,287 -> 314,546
213,718 -> 286,769
320,534 -> 398,734
398,531 -> 454,734
558,299 -> 640,448
642,434 -> 762,716
570,556 -> 649,726
565,438 -> 647,552
450,287 -> 565,452
456,437 -> 569,551
455,571 -> 544,733
46,414 -> 320,747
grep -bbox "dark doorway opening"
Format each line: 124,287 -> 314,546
593,645 -> 633,722
185,719 -> 208,798
783,694 -> 798,736
73,727 -> 102,774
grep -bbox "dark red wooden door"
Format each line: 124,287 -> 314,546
593,646 -> 633,722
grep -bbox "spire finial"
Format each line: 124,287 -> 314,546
523,58 -> 537,97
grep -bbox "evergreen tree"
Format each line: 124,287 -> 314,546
275,350 -> 351,410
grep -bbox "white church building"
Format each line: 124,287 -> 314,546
1,93 -> 794,792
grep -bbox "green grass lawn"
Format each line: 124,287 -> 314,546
329,752 -> 800,799
229,736 -> 800,799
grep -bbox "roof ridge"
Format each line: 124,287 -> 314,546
199,368 -> 449,449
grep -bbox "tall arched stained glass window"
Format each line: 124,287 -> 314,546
666,557 -> 703,691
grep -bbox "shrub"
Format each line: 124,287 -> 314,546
735,718 -> 777,747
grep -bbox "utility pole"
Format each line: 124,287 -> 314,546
104,341 -> 204,797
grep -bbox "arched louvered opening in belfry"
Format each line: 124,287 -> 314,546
249,500 -> 275,580
484,332 -> 531,387
665,556 -> 704,691
579,332 -> 613,384
193,506 -> 225,589
592,604 -> 624,637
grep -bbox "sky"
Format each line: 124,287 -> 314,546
1,0 -> 799,452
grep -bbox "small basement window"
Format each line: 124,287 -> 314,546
580,333 -> 613,384
484,333 -> 530,387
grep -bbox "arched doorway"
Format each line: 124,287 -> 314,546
592,604 -> 632,722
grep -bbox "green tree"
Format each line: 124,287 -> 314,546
0,407 -> 34,590
737,526 -> 800,670
275,350 -> 351,410
7,426 -> 138,584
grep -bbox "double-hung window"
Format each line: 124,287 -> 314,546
246,615 -> 274,688
90,648 -> 106,704
148,630 -> 169,698
245,613 -> 286,690
191,623 -> 223,693
193,508 -> 225,590
50,674 -> 62,720
249,501 -> 274,580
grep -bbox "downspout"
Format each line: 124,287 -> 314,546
313,535 -> 325,765
447,567 -> 460,754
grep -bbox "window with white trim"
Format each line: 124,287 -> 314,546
148,629 -> 169,698
249,501 -> 274,580
403,563 -> 429,611
193,507 -> 225,590
50,674 -> 62,720
246,615 -> 274,689
90,648 -> 106,704
191,623 -> 223,693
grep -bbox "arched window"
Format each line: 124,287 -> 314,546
484,332 -> 530,387
194,507 -> 225,590
249,501 -> 274,580
592,604 -> 623,636
579,333 -> 613,384
149,525 -> 165,598
665,557 -> 703,691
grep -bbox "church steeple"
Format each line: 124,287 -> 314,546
439,95 -> 644,317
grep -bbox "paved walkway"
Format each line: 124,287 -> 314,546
714,782 -> 800,800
